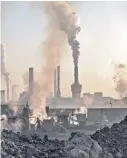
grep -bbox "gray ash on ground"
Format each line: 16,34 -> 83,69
91,115 -> 127,158
1,128 -> 112,158
2,116 -> 127,158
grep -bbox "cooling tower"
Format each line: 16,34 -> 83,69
29,67 -> 34,97
56,66 -> 61,98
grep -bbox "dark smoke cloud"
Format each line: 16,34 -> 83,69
113,63 -> 127,99
45,2 -> 81,83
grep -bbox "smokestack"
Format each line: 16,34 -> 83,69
54,68 -> 57,97
1,90 -> 5,104
1,44 -> 10,102
4,72 -> 10,102
56,66 -> 61,98
43,2 -> 82,98
29,67 -> 34,98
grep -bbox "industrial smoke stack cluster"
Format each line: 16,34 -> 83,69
45,2 -> 82,99
54,66 -> 61,98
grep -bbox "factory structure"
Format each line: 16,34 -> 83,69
1,42 -> 127,125
47,65 -> 127,110
48,65 -> 84,109
16,57 -> 127,124
1,61 -> 127,109
1,62 -> 127,121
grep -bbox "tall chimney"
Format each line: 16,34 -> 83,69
29,67 -> 34,98
4,72 -> 10,102
71,63 -> 82,99
54,68 -> 57,97
1,90 -> 5,104
56,66 -> 61,98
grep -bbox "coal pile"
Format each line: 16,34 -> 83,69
91,115 -> 127,158
1,129 -> 112,158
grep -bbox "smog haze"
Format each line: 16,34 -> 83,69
1,1 -> 127,99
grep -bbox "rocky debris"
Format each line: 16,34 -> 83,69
65,132 -> 103,158
1,129 -> 112,158
91,115 -> 127,158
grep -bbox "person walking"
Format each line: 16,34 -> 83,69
35,117 -> 42,132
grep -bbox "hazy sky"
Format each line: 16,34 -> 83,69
1,1 -> 127,99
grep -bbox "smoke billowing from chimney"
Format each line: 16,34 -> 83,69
28,2 -> 80,118
113,63 -> 127,99
45,2 -> 80,84
1,43 -> 10,101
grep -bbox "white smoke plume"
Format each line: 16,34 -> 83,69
22,72 -> 29,91
78,93 -> 93,116
21,71 -> 48,119
83,93 -> 93,108
8,101 -> 18,114
113,63 -> 127,99
12,84 -> 18,102
28,2 -> 81,119
78,106 -> 87,115
1,115 -> 23,132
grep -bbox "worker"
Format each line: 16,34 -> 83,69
35,117 -> 42,131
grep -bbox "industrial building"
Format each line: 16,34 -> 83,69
1,59 -> 127,125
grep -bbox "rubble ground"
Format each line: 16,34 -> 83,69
1,115 -> 127,158
1,129 -> 111,158
91,115 -> 127,158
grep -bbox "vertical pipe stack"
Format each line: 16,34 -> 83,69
5,72 -> 10,102
71,62 -> 82,99
56,66 -> 61,98
29,67 -> 34,99
74,64 -> 78,84
54,68 -> 57,97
